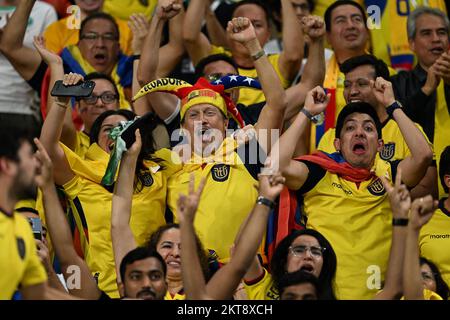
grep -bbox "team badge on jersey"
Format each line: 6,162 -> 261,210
211,164 -> 230,182
380,143 -> 395,160
16,237 -> 26,260
141,172 -> 154,187
368,178 -> 386,196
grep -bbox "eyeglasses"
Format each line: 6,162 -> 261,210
421,272 -> 436,282
80,32 -> 118,42
289,245 -> 326,258
81,93 -> 118,105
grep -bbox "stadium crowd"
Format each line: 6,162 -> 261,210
0,0 -> 449,300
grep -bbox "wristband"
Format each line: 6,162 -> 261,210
256,196 -> 275,209
301,108 -> 319,124
392,218 -> 409,226
251,49 -> 265,61
386,101 -> 403,119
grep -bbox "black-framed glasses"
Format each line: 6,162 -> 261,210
80,32 -> 118,42
289,245 -> 326,258
81,92 -> 118,105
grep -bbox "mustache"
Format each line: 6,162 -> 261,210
137,288 -> 156,299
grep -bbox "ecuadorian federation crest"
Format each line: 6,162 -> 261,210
379,143 -> 395,160
211,164 -> 230,182
368,178 -> 386,196
142,172 -> 154,187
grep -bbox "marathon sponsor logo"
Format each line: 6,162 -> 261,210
332,182 -> 353,195
368,178 -> 385,196
430,234 -> 450,239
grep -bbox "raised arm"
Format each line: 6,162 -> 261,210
204,2 -> 228,48
183,0 -> 213,65
111,131 -> 141,286
226,17 -> 287,152
277,0 -> 304,82
34,37 -> 78,150
374,170 -> 410,300
34,138 -> 101,299
271,87 -> 329,190
39,73 -> 79,186
403,196 -> 438,300
372,78 -> 433,187
284,16 -> 326,122
136,0 -> 181,118
0,0 -> 42,80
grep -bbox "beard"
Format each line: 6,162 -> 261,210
11,171 -> 38,201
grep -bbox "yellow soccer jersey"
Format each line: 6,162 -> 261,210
419,198 -> 450,288
73,131 -> 90,159
0,211 -> 47,299
297,158 -> 398,299
400,288 -> 443,300
244,269 -> 279,300
102,0 -> 157,20
61,143 -> 180,298
317,119 -> 433,162
164,291 -> 186,300
210,45 -> 291,106
168,137 -> 262,262
43,16 -> 133,55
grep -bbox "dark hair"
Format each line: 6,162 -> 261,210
194,54 -> 239,79
420,257 -> 450,300
278,269 -> 320,298
0,125 -> 34,163
324,0 -> 367,32
80,12 -> 120,40
270,229 -> 337,300
335,101 -> 382,139
120,247 -> 166,284
232,0 -> 272,26
340,54 -> 390,81
147,223 -> 211,281
84,72 -> 120,97
90,109 -> 163,192
439,146 -> 450,193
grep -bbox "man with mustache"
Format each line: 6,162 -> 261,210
391,6 -> 450,199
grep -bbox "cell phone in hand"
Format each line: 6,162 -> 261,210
121,112 -> 158,149
51,80 -> 96,98
27,217 -> 43,241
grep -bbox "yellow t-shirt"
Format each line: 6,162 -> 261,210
419,199 -> 450,288
244,268 -> 279,300
434,81 -> 450,199
102,0 -> 157,20
0,211 -> 47,299
317,120 -> 433,162
164,291 -> 185,300
400,288 -> 443,300
61,143 -> 180,298
73,131 -> 91,159
43,16 -> 133,55
167,138 -> 260,262
210,45 -> 291,106
298,158 -> 397,299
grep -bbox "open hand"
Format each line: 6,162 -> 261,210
33,36 -> 62,66
129,13 -> 150,55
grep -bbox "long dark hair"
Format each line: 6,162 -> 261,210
147,224 -> 211,281
420,257 -> 449,300
90,109 -> 163,191
270,229 -> 337,300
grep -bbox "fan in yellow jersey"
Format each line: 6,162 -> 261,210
183,0 -> 303,106
133,16 -> 288,263
110,131 -> 211,300
0,126 -> 74,299
419,146 -> 450,290
40,71 -> 179,298
102,0 -> 157,21
275,80 -> 432,299
311,1 -> 397,153
318,54 -> 437,199
43,0 -> 133,55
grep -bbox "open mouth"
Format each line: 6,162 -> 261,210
300,264 -> 315,274
352,143 -> 366,155
430,47 -> 444,55
167,260 -> 181,268
344,33 -> 358,41
94,53 -> 107,64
